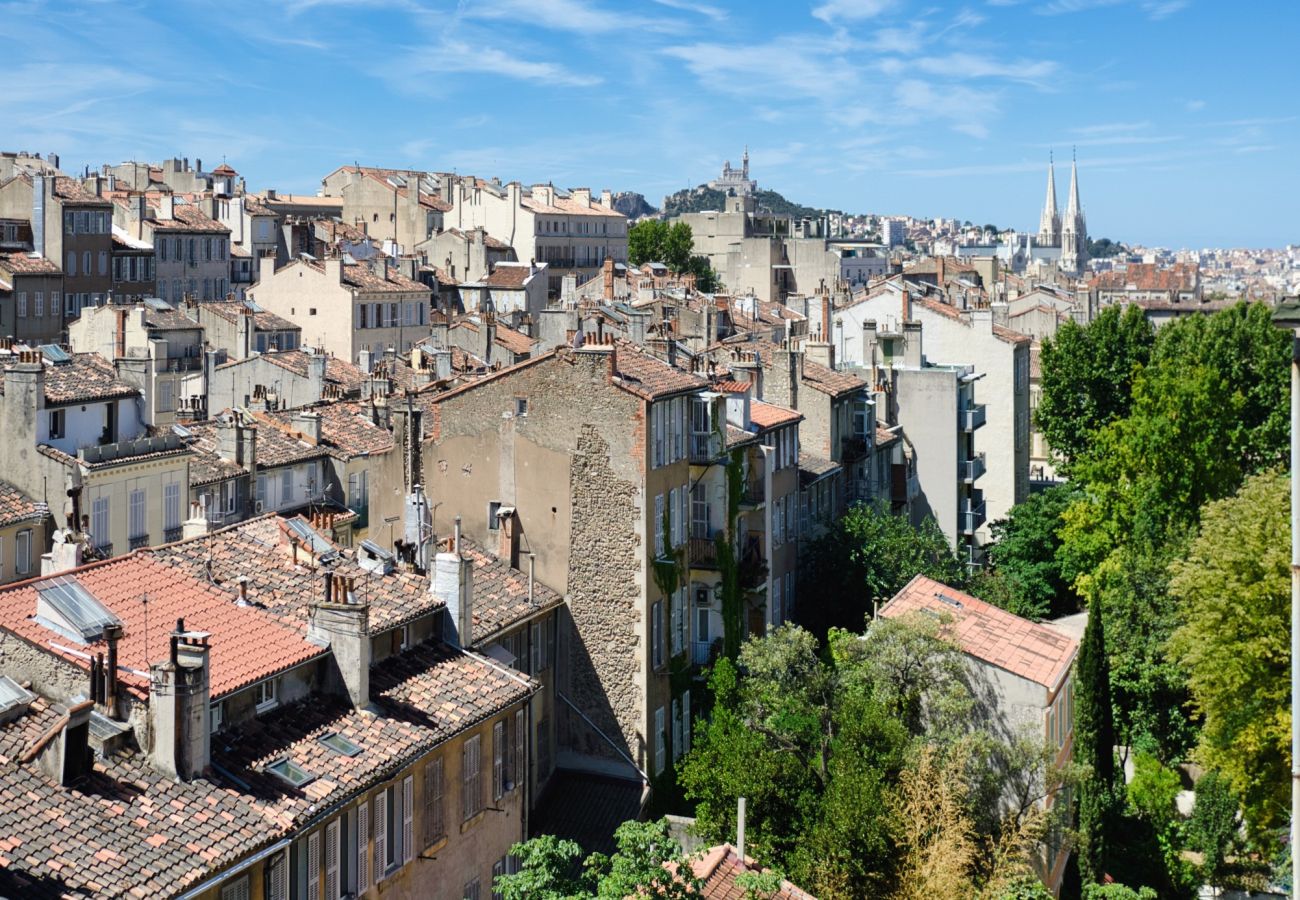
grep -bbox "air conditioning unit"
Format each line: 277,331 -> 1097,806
254,500 -> 264,513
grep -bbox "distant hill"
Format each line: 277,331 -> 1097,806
610,191 -> 657,220
661,185 -> 835,220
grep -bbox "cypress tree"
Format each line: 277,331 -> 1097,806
1074,598 -> 1117,884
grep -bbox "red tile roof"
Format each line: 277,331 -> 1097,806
143,199 -> 230,233
0,480 -> 46,527
484,265 -> 536,289
0,252 -> 60,275
51,177 -> 110,206
748,400 -> 801,430
688,845 -> 817,899
0,554 -> 326,699
880,574 -> 1077,689
1091,262 -> 1199,293
0,352 -> 140,406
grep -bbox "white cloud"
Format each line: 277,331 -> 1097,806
650,0 -> 727,22
400,39 -> 602,87
811,0 -> 895,25
463,0 -> 678,34
1184,99 -> 1205,111
913,52 -> 1057,83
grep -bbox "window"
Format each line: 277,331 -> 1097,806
696,607 -> 710,645
48,409 -> 64,440
357,798 -> 371,891
514,397 -> 527,417
487,500 -> 501,531
373,788 -> 390,877
785,572 -> 794,620
514,708 -> 525,794
15,530 -> 31,576
281,468 -> 292,507
34,292 -> 43,317
50,292 -> 59,316
91,496 -> 110,550
158,380 -> 174,413
402,774 -> 415,865
654,493 -> 664,557
129,488 -> 146,542
219,874 -> 250,900
653,706 -> 666,775
98,251 -> 108,276
325,819 -> 340,900
256,474 -> 268,509
682,690 -> 691,753
159,239 -> 168,262
255,677 -> 279,712
672,698 -> 682,761
267,758 -> 313,788
16,292 -> 25,317
772,578 -> 782,627
209,700 -> 224,734
424,757 -> 445,845
265,849 -> 288,900
492,859 -> 505,900
66,251 -> 76,276
83,251 -> 91,275
464,879 -> 481,900
651,600 -> 664,670
493,720 -> 505,801
462,734 -> 483,820
536,717 -> 551,779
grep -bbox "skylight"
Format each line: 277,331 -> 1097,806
38,344 -> 71,365
35,576 -> 122,643
936,592 -> 964,609
266,758 -> 314,788
144,297 -> 174,311
0,675 -> 35,723
318,732 -> 362,757
285,518 -> 338,562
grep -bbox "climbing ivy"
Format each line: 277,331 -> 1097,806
716,448 -> 746,661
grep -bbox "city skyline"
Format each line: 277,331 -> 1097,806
3,0 -> 1297,248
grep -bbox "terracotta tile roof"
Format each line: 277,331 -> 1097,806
607,340 -> 708,400
484,265 -> 536,289
201,300 -> 299,333
443,227 -> 510,250
262,402 -> 396,459
313,217 -> 374,245
521,192 -> 624,218
798,452 -> 839,484
725,424 -> 758,449
211,163 -> 238,176
493,324 -> 536,356
717,339 -> 866,398
360,171 -> 452,212
50,176 -> 110,206
145,516 -> 439,635
1091,262 -> 1199,293
916,297 -> 963,320
880,574 -> 1078,689
0,553 -> 326,699
748,400 -> 801,431
0,352 -> 140,406
713,380 -> 751,394
991,323 -> 1031,346
689,845 -> 817,899
453,537 -> 565,643
875,423 -> 900,447
184,414 -> 332,475
0,480 -> 46,527
256,350 -> 364,393
144,199 -> 230,234
139,305 -> 200,332
296,258 -> 426,294
0,696 -> 277,898
0,252 -> 60,275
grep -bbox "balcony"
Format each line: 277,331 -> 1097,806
738,479 -> 765,508
840,435 -> 869,462
128,534 -> 150,551
689,536 -> 719,569
738,539 -> 767,589
960,453 -> 986,483
164,526 -> 183,544
692,640 -> 717,667
690,433 -> 723,464
960,403 -> 987,431
160,356 -> 203,373
960,499 -> 986,535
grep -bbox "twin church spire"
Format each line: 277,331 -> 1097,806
1037,150 -> 1088,275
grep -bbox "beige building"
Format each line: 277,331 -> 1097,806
0,250 -> 63,344
112,193 -> 231,303
248,254 -> 432,364
0,480 -> 47,583
320,166 -> 450,257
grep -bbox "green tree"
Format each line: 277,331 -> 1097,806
1075,598 -> 1118,886
1167,470 -> 1290,838
980,484 -> 1081,620
628,219 -> 669,267
990,875 -> 1054,899
1081,884 -> 1157,900
1035,304 -> 1154,468
1185,771 -> 1240,889
798,502 -> 967,639
663,221 -> 695,272
493,819 -> 702,900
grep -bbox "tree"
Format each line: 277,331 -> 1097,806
888,742 -> 980,900
627,219 -> 697,273
1035,305 -> 1154,469
1081,885 -> 1157,900
798,502 -> 967,639
663,222 -> 695,273
1185,771 -> 1240,890
1075,598 -> 1118,886
990,875 -> 1054,899
1167,470 -> 1290,838
980,484 -> 1082,620
493,819 -> 702,900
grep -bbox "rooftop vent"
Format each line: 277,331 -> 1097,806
935,592 -> 964,609
144,298 -> 174,312
35,576 -> 122,644
285,518 -> 339,563
357,539 -> 394,575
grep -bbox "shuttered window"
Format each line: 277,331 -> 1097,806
424,758 -> 444,844
307,831 -> 320,899
402,776 -> 415,864
357,799 -> 370,891
493,721 -> 505,801
463,735 -> 482,820
373,790 -> 387,880
324,819 -> 340,900
219,875 -> 250,900
514,709 -> 525,794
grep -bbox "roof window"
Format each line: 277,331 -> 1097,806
35,576 -> 122,643
318,732 -> 362,757
266,758 -> 314,788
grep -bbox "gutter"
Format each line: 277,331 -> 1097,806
173,837 -> 290,900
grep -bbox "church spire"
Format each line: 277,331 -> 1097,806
1038,153 -> 1061,247
1059,148 -> 1088,275
1065,147 -> 1081,219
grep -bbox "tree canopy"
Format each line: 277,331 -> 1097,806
979,484 -> 1081,620
627,219 -> 721,292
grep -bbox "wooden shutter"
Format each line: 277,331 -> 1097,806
683,690 -> 691,752
357,800 -> 370,891
307,831 -> 320,899
324,819 -> 339,900
424,758 -> 443,844
374,790 -> 387,880
493,721 -> 505,800
402,775 -> 415,864
514,709 -> 525,793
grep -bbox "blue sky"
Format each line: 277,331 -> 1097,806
4,0 -> 1297,248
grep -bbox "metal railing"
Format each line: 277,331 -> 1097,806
692,641 -> 714,666
960,501 -> 987,535
960,403 -> 987,431
689,433 -> 720,463
689,536 -> 719,568
960,453 -> 986,483
164,526 -> 183,544
128,534 -> 150,550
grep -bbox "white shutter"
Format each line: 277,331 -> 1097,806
403,775 -> 415,864
357,800 -> 371,890
514,709 -> 525,792
269,851 -> 288,900
654,493 -> 664,556
374,790 -> 387,879
672,698 -> 682,761
307,831 -> 320,899
324,819 -> 339,900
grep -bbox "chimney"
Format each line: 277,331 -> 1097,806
600,189 -> 613,208
479,312 -> 495,366
901,288 -> 912,324
324,255 -> 343,284
115,308 -> 128,358
103,623 -> 122,719
903,322 -> 923,368
258,252 -> 276,287
149,619 -> 211,781
572,187 -> 591,208
603,256 -> 615,301
308,572 -> 371,708
863,320 -> 879,368
306,352 -> 327,402
528,552 -> 536,605
132,193 -> 147,241
23,698 -> 94,787
433,516 -> 473,647
31,173 -> 46,257
737,797 -> 747,865
295,410 -> 322,443
497,507 -> 520,569
2,351 -> 46,444
158,194 -> 175,222
182,500 -> 209,539
936,256 -> 945,289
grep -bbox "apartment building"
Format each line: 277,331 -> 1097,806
0,173 -> 113,318
113,194 -> 231,303
247,255 -> 431,363
320,166 -> 450,257
442,179 -> 627,297
216,192 -> 280,270
109,226 -> 157,302
0,347 -> 191,555
0,251 -> 63,343
0,514 -> 541,899
0,480 -> 47,584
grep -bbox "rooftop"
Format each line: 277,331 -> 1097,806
0,252 -> 60,276
689,844 -> 817,900
0,481 -> 47,528
880,574 -> 1078,690
0,351 -> 139,406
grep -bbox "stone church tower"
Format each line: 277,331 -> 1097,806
1038,154 -> 1061,248
1059,153 -> 1088,276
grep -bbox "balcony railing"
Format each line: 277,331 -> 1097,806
690,433 -> 722,464
840,435 -> 869,461
738,540 -> 767,589
960,453 -> 986,483
960,403 -> 987,431
161,356 -> 203,373
960,500 -> 987,535
128,534 -> 150,550
692,640 -> 715,667
689,536 -> 719,568
164,526 -> 183,544
738,479 -> 764,508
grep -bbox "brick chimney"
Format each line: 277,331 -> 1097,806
149,620 -> 210,781
433,517 -> 473,647
603,256 -> 615,301
496,507 -> 520,569
308,572 -> 370,708
2,350 -> 45,453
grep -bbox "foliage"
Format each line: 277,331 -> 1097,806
494,819 -> 702,900
980,484 -> 1082,619
888,742 -> 980,900
1168,470 -> 1291,839
1081,884 -> 1157,900
1125,752 -> 1180,831
1035,304 -> 1154,468
1086,237 -> 1126,258
628,220 -> 697,273
733,869 -> 786,900
1185,771 -> 1240,888
797,501 -> 967,640
1075,596 -> 1118,886
989,875 -> 1054,899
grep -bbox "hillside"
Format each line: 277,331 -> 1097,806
661,185 -> 834,220
610,191 -> 657,220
